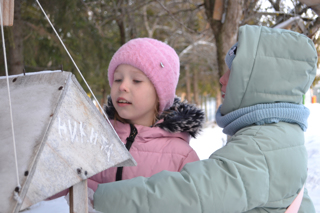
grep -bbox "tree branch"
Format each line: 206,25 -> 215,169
255,11 -> 314,21
24,21 -> 77,59
154,0 -> 199,34
268,0 -> 280,11
308,16 -> 320,37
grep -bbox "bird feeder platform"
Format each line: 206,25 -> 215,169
0,71 -> 136,213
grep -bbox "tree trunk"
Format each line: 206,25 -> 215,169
204,0 -> 243,110
204,95 -> 208,121
101,88 -> 106,106
115,1 -> 126,45
193,68 -> 199,105
8,0 -> 23,75
185,65 -> 191,103
128,5 -> 137,39
268,0 -> 282,23
116,18 -> 126,45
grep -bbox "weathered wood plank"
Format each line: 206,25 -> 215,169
1,0 -> 14,26
69,180 -> 88,213
0,71 -> 70,213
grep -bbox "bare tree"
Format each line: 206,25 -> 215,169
204,0 -> 244,109
8,0 -> 24,75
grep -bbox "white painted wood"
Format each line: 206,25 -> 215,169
69,180 -> 88,213
0,71 -> 136,213
0,72 -> 70,213
0,0 -> 14,26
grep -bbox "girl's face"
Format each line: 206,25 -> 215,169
111,64 -> 158,126
219,68 -> 231,99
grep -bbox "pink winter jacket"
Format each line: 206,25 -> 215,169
88,120 -> 200,191
88,97 -> 204,191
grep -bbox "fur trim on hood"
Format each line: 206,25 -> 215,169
104,96 -> 205,138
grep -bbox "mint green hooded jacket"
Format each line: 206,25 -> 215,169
94,25 -> 317,213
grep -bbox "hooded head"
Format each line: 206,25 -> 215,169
221,25 -> 317,115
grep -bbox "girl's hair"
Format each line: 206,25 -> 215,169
114,96 -> 160,126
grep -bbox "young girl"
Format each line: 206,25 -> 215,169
94,25 -> 316,213
87,38 -> 204,191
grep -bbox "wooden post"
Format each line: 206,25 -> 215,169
0,0 -> 14,26
213,0 -> 224,21
69,180 -> 88,213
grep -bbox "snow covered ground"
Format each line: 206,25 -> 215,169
21,197 -> 69,213
304,103 -> 320,212
190,122 -> 226,160
22,104 -> 320,212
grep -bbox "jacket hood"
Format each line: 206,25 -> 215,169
104,96 -> 205,138
221,25 -> 318,115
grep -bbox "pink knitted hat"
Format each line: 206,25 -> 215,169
108,38 -> 180,113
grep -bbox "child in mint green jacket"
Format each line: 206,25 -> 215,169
93,25 -> 316,213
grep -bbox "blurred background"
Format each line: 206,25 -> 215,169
1,0 -> 320,122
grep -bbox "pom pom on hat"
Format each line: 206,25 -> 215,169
108,38 -> 180,113
225,42 -> 238,70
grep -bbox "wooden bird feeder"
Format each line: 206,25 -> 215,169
0,71 -> 136,213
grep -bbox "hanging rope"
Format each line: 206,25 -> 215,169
0,2 -> 22,203
35,0 -> 117,134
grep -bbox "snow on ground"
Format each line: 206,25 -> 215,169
21,197 -> 69,213
23,104 -> 320,212
190,122 -> 226,160
304,103 -> 320,212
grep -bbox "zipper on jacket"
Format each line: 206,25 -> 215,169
116,123 -> 138,181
